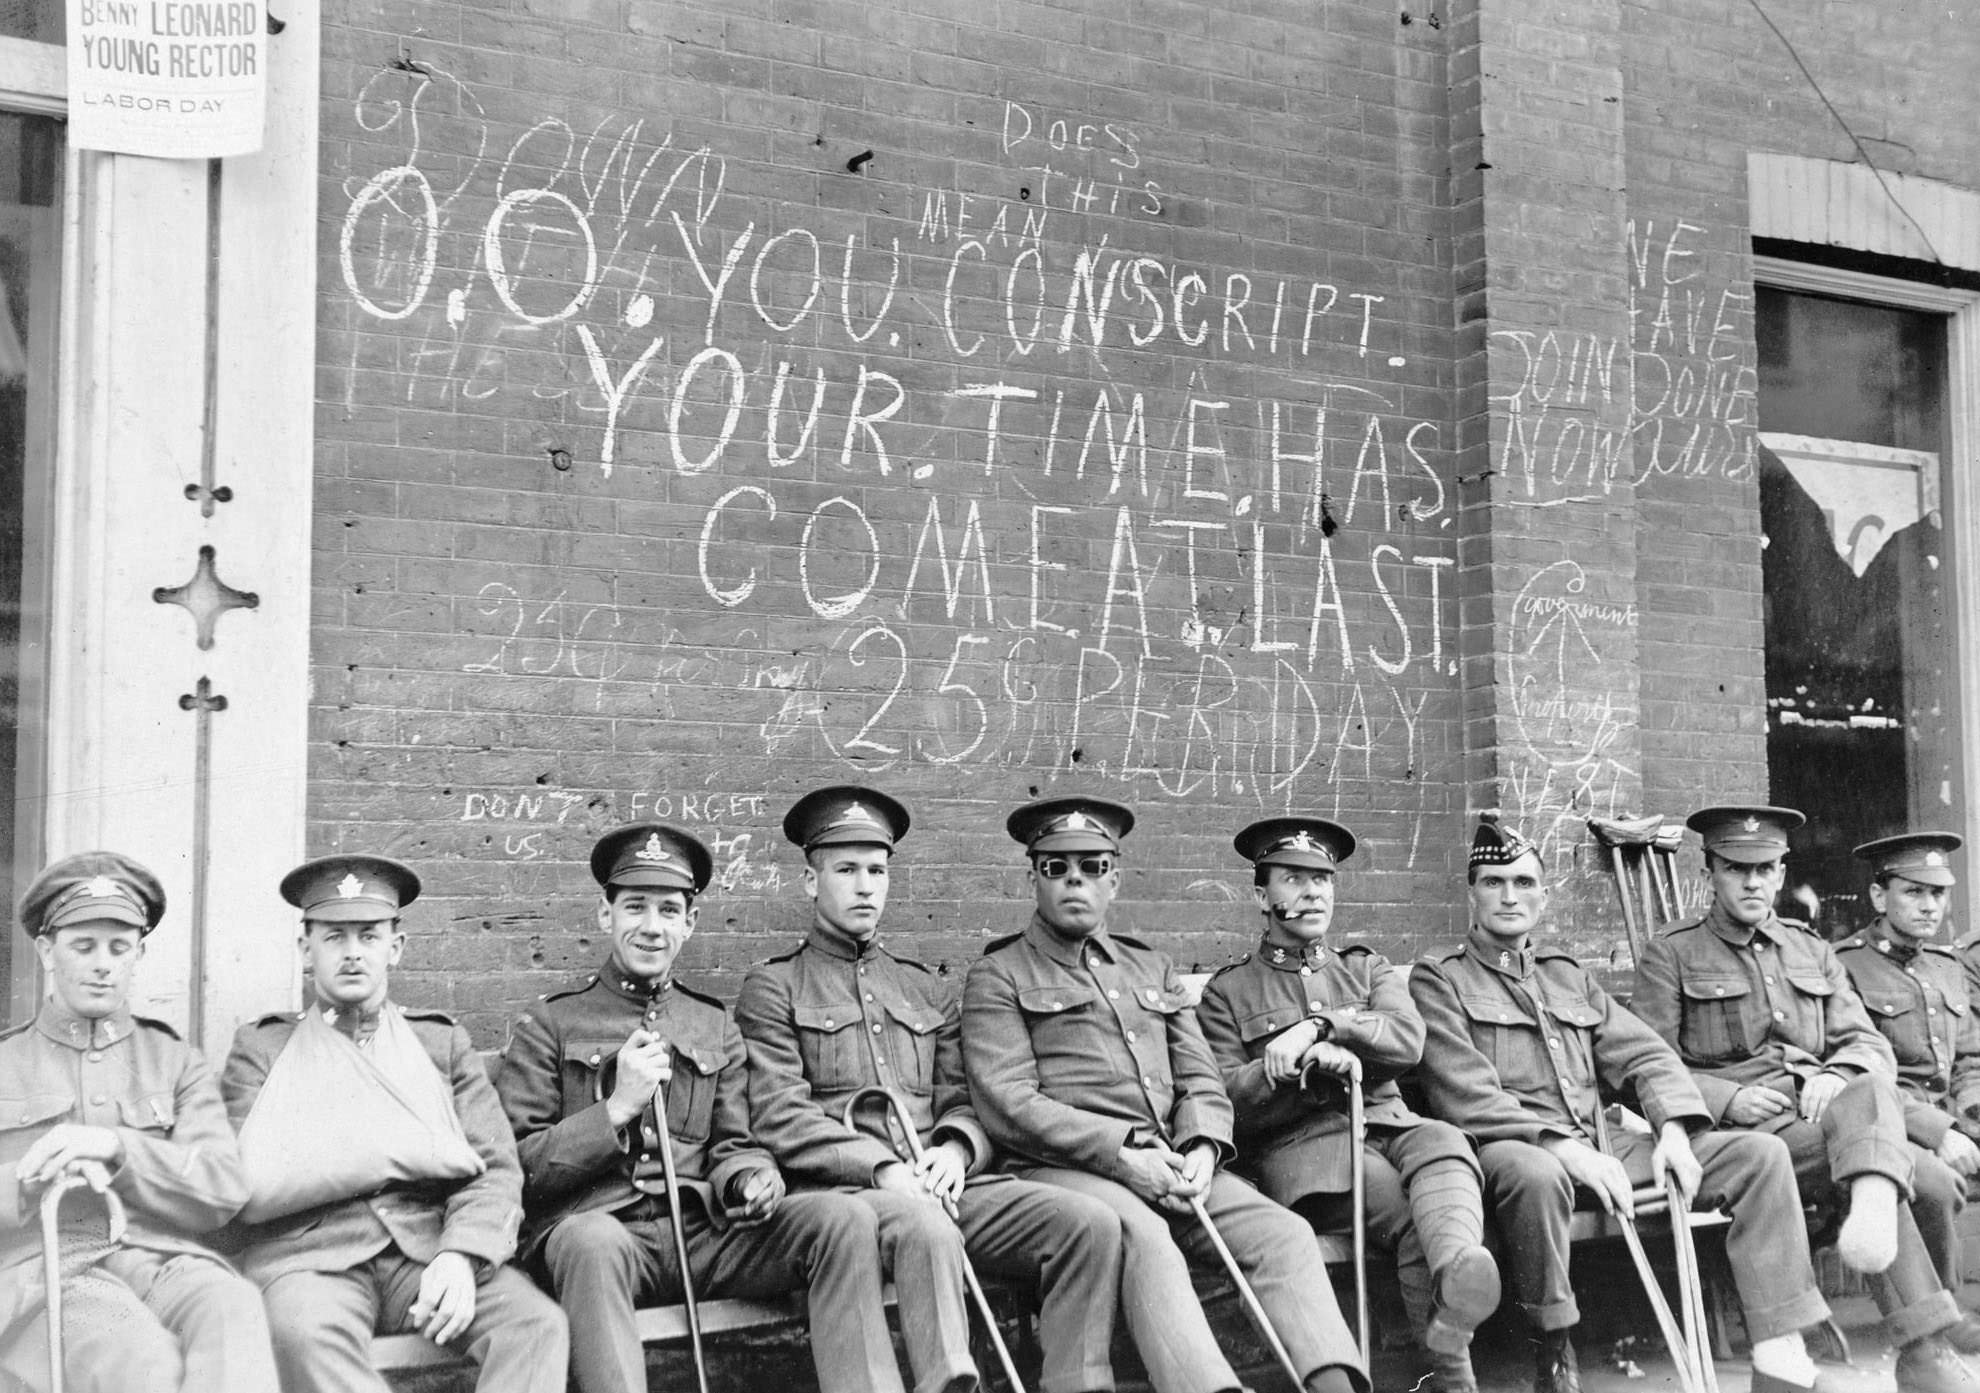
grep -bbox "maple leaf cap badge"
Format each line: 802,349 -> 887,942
335,872 -> 365,900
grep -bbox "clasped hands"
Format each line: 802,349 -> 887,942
1260,1017 -> 1359,1086
1115,1140 -> 1218,1213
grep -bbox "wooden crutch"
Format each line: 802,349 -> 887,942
39,1171 -> 128,1393
841,1085 -> 1027,1393
1666,1174 -> 1723,1393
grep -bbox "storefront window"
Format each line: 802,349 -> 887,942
0,107 -> 56,1025
1757,286 -> 1960,935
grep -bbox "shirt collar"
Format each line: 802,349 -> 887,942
1024,912 -> 1118,967
34,997 -> 136,1051
312,996 -> 387,1046
1705,902 -> 1787,947
806,920 -> 883,962
601,955 -> 674,1002
1259,934 -> 1327,973
1463,927 -> 1533,980
1872,918 -> 1923,965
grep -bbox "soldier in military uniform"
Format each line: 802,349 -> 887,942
1414,815 -> 1830,1393
223,855 -> 567,1393
0,852 -> 277,1393
495,823 -> 907,1393
737,786 -> 1123,1393
961,796 -> 1366,1393
1836,832 -> 1980,1344
1195,817 -> 1497,1393
1631,806 -> 1978,1393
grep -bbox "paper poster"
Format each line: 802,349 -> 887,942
67,0 -> 266,159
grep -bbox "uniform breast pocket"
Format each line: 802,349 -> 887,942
793,1003 -> 866,1090
1238,1006 -> 1304,1052
1677,976 -> 1755,1060
1015,985 -> 1104,1079
0,1093 -> 73,1167
562,1039 -> 623,1110
664,1046 -> 724,1143
1783,970 -> 1834,1047
118,1092 -> 177,1136
881,1000 -> 941,1085
1861,992 -> 1925,1060
1456,994 -> 1539,1076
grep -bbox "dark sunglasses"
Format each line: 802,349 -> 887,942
1034,855 -> 1114,880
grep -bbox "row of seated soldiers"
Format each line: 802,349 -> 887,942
3,792 -> 1980,1393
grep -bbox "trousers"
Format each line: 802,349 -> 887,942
0,1247 -> 277,1393
542,1191 -> 898,1393
262,1252 -> 567,1393
1479,1125 -> 1828,1341
1023,1166 -> 1367,1393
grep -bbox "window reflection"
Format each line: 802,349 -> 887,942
0,109 -> 58,1026
1758,287 -> 1958,939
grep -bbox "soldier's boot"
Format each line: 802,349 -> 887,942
1531,1327 -> 1581,1393
1421,1346 -> 1478,1393
1898,1337 -> 1980,1393
1946,1315 -> 1980,1355
1410,1160 -> 1499,1355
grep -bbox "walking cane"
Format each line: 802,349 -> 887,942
1665,1174 -> 1722,1393
840,1086 -> 1027,1393
1303,1054 -> 1369,1367
1187,1192 -> 1308,1393
39,1171 -> 128,1393
649,1078 -> 710,1393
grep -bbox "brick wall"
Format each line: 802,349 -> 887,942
311,0 -> 1980,1040
314,0 -> 1467,1038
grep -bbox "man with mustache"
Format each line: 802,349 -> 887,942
496,822 -> 904,1393
737,785 -> 1122,1393
1195,817 -> 1497,1393
1836,832 -> 1980,1348
1632,806 -> 1977,1393
223,854 -> 567,1393
961,795 -> 1365,1393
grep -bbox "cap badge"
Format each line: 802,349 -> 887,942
1927,851 -> 1947,867
636,833 -> 674,863
1064,811 -> 1091,831
842,801 -> 875,826
80,875 -> 120,899
1741,816 -> 1760,833
1287,831 -> 1319,853
335,873 -> 365,900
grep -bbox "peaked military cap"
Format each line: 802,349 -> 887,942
281,854 -> 420,923
1235,816 -> 1356,870
20,851 -> 167,938
783,785 -> 910,851
1855,831 -> 1962,888
590,822 -> 712,894
1687,805 -> 1803,864
1468,812 -> 1538,869
1006,795 -> 1135,854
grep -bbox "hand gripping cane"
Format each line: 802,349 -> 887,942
649,1077 -> 710,1393
1302,1053 -> 1369,1367
39,1172 -> 129,1393
840,1086 -> 1026,1393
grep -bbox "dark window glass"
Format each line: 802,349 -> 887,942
1757,286 -> 1958,937
0,108 -> 58,1026
0,0 -> 61,42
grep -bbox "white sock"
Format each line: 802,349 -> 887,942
1751,1332 -> 1817,1386
1837,1175 -> 1900,1273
